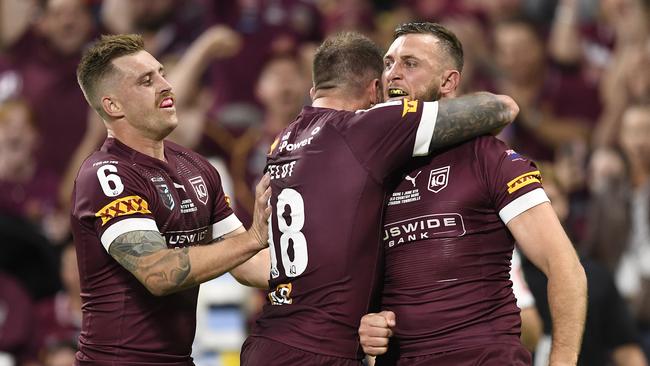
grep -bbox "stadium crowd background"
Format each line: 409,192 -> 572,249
0,0 -> 648,365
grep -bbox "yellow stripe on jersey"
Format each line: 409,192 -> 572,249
95,195 -> 152,225
507,170 -> 542,194
402,98 -> 418,117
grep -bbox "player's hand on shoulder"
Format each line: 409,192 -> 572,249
358,311 -> 396,356
249,173 -> 272,249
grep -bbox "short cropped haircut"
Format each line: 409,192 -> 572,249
394,22 -> 464,72
76,34 -> 145,114
312,32 -> 384,95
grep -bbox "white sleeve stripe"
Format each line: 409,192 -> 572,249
212,213 -> 243,239
413,101 -> 438,156
100,218 -> 159,252
499,188 -> 550,224
354,100 -> 402,113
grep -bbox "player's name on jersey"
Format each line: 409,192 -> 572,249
268,161 -> 297,180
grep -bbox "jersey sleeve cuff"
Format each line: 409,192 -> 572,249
212,213 -> 243,239
100,218 -> 159,252
499,188 -> 550,224
413,101 -> 438,156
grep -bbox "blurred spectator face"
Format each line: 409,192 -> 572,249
620,105 -> 650,169
383,33 -> 456,102
0,101 -> 37,180
588,147 -> 627,194
60,244 -> 80,297
494,22 -> 544,83
129,0 -> 175,31
37,0 -> 93,55
256,58 -> 307,117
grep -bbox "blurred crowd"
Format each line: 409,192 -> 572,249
0,0 -> 648,365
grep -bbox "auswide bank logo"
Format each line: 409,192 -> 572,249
383,213 -> 466,247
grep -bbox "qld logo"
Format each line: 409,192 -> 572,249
189,176 -> 208,205
428,166 -> 450,193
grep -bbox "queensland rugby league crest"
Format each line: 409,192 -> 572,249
428,166 -> 450,193
189,176 -> 208,205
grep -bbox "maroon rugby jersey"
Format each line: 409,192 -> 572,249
251,99 -> 440,359
380,135 -> 549,358
71,138 -> 241,365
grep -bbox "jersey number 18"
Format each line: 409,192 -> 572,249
269,188 -> 308,278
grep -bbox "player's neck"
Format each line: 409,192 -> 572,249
312,96 -> 366,112
107,130 -> 166,162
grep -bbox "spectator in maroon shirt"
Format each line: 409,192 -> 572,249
0,0 -> 96,216
0,99 -> 64,241
0,272 -> 36,365
492,16 -> 601,161
203,0 -> 322,115
32,243 -> 81,362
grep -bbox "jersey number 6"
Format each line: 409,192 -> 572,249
97,164 -> 125,197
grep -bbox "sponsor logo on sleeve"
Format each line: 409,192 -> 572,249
189,176 -> 208,205
428,166 -> 450,193
268,283 -> 293,305
95,195 -> 151,225
402,98 -> 418,117
507,170 -> 542,194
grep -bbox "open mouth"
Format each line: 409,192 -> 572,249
159,97 -> 174,108
388,88 -> 408,98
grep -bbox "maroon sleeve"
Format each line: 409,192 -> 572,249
475,136 -> 549,223
340,99 -> 439,181
72,160 -> 158,251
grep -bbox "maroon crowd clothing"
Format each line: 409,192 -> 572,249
32,292 -> 81,355
246,99 -> 440,362
506,65 -> 601,161
71,138 -> 242,365
0,29 -> 91,179
0,272 -> 35,363
204,0 -> 322,112
377,136 -> 548,364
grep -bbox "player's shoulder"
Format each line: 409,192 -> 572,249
77,149 -> 132,182
164,140 -> 213,169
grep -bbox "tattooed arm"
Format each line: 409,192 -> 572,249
429,92 -> 518,151
108,174 -> 272,296
108,228 -> 266,296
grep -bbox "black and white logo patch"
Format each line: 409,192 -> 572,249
428,166 -> 450,193
155,183 -> 175,210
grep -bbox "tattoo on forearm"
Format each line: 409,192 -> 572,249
109,230 -> 192,292
431,92 -> 512,148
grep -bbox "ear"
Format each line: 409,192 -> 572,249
440,70 -> 461,97
368,78 -> 381,106
101,96 -> 123,119
309,86 -> 316,101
